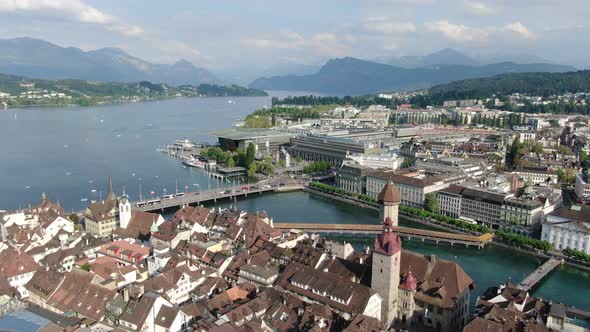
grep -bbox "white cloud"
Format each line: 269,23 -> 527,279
465,1 -> 496,15
364,18 -> 416,34
425,20 -> 534,42
425,20 -> 485,41
242,30 -> 351,57
242,30 -> 304,50
504,22 -> 533,39
0,0 -> 143,36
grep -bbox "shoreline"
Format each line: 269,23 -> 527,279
2,94 -> 268,110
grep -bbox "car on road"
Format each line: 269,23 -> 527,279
242,186 -> 249,191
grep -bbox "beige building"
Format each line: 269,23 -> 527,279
367,170 -> 450,207
84,178 -> 119,237
85,199 -> 118,237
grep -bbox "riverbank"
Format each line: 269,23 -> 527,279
304,186 -> 590,271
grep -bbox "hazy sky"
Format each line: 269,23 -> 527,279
0,0 -> 588,69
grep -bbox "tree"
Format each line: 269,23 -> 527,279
580,150 -> 589,170
235,148 -> 246,167
246,143 -> 256,168
227,156 -> 236,168
557,145 -> 573,155
81,263 -> 92,272
529,142 -> 544,155
423,193 -> 439,213
402,157 -> 412,169
69,213 -> 79,224
247,163 -> 257,177
508,136 -> 525,168
278,159 -> 286,167
295,156 -> 303,163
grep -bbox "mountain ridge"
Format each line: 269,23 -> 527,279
249,57 -> 576,95
0,37 -> 220,86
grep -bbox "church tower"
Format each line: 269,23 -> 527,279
106,177 -> 116,201
378,180 -> 400,226
372,181 -> 402,326
118,187 -> 132,229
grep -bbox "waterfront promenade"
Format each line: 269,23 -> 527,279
273,222 -> 494,248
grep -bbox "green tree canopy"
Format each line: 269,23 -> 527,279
423,193 -> 440,213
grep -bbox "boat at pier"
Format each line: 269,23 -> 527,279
182,157 -> 205,168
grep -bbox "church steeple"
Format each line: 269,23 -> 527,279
106,177 -> 116,201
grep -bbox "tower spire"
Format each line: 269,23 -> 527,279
106,177 -> 116,201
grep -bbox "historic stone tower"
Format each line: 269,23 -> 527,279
372,181 -> 402,326
378,180 -> 400,226
118,188 -> 132,229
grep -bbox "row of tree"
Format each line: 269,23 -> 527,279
303,161 -> 332,174
271,95 -> 400,109
562,248 -> 590,264
399,205 -> 491,234
308,181 -> 377,204
494,230 -> 553,251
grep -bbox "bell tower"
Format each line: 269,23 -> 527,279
118,187 -> 132,229
372,181 -> 402,326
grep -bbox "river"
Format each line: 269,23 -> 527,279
1,96 -> 589,311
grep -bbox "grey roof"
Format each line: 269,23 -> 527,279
208,128 -> 291,140
239,264 -> 278,279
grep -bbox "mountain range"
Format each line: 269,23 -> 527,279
249,57 -> 576,95
0,37 -> 220,86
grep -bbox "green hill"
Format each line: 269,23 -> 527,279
427,70 -> 590,100
0,73 -> 267,107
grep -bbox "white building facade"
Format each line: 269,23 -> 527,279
542,205 -> 590,254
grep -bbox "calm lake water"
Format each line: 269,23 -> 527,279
0,96 -> 269,211
1,96 -> 589,311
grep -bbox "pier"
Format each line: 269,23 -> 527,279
273,223 -> 494,248
517,257 -> 562,291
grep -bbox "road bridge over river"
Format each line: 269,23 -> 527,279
133,180 -> 305,212
273,223 -> 493,248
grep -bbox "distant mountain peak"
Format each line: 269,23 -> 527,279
0,37 -> 220,86
173,59 -> 195,68
249,56 -> 575,96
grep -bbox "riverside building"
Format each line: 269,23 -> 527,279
542,205 -> 590,254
